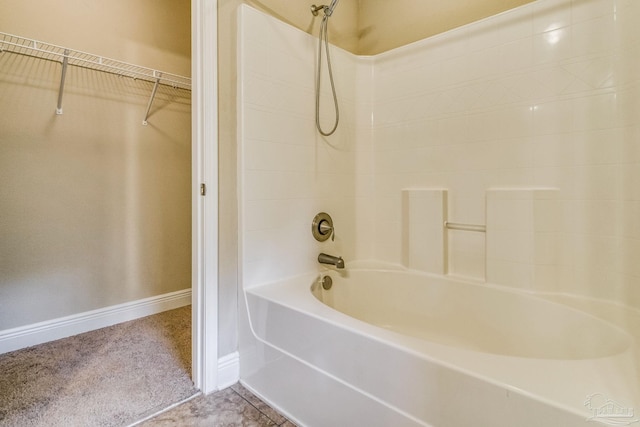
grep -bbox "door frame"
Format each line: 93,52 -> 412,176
191,0 -> 218,394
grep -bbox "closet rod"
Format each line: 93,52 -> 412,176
0,32 -> 191,123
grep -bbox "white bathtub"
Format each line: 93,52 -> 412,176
240,264 -> 640,427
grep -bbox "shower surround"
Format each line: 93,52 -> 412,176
238,0 -> 640,425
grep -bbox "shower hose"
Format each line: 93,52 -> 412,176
315,13 -> 340,136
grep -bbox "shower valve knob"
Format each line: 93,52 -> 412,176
319,220 -> 332,235
312,212 -> 334,242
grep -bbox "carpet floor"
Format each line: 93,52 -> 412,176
0,306 -> 197,427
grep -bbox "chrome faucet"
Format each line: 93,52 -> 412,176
318,253 -> 344,269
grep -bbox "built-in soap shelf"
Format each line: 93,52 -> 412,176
401,187 -> 560,291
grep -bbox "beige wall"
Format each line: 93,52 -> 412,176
357,0 -> 535,55
1,0 -> 190,75
244,0 -> 360,51
0,0 -> 191,330
220,0 -> 535,56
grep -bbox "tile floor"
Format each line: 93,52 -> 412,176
138,383 -> 297,426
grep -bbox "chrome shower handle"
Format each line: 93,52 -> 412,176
318,219 -> 336,241
318,219 -> 333,236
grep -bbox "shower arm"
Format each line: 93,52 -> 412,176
310,4 -> 325,16
311,0 -> 339,17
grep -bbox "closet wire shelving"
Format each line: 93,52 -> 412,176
0,31 -> 191,125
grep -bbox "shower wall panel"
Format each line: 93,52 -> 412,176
240,0 -> 640,312
238,5 -> 367,289
371,0 -> 640,306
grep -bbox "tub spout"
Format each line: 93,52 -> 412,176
318,253 -> 344,269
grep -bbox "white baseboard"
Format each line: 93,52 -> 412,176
0,289 -> 191,355
217,351 -> 240,390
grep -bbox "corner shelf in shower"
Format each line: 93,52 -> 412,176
0,31 -> 191,125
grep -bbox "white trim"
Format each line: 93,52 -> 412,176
191,0 -> 219,395
217,352 -> 240,390
0,289 -> 191,355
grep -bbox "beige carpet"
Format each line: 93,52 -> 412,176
0,306 -> 197,427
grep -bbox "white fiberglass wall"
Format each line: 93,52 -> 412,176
238,5 -> 371,289
371,0 -> 640,307
239,0 -> 640,309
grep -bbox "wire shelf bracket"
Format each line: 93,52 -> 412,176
56,49 -> 69,115
0,32 -> 191,124
143,72 -> 161,125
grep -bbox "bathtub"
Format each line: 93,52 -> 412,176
239,263 -> 640,427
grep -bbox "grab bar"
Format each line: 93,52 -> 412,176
444,221 -> 486,233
